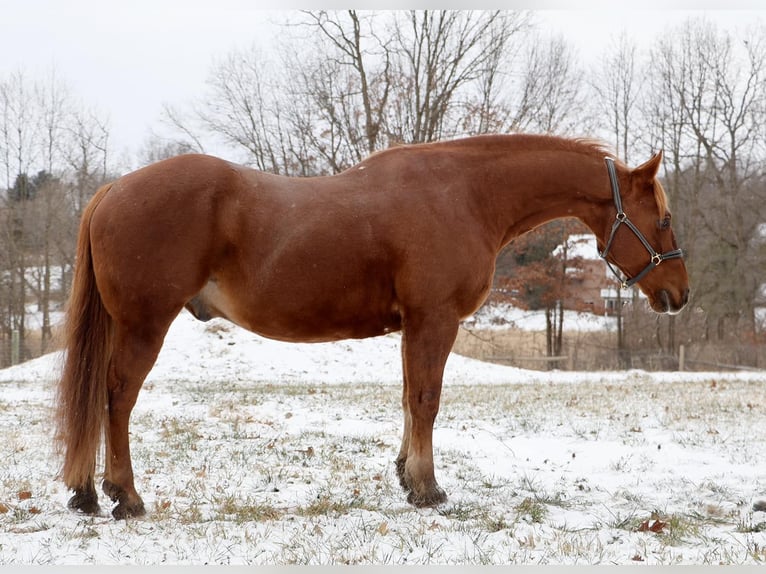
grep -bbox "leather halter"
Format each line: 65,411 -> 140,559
599,157 -> 684,289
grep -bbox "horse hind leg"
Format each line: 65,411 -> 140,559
102,319 -> 172,519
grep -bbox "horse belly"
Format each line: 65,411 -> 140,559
192,275 -> 402,343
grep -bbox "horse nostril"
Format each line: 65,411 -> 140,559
681,288 -> 690,308
660,290 -> 671,311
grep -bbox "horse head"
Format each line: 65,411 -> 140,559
596,151 -> 689,315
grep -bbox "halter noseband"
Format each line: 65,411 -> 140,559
599,157 -> 684,289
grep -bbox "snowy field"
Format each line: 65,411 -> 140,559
463,303 -> 618,332
1,310 -> 766,565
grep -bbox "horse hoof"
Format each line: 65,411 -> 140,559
67,491 -> 100,515
102,479 -> 146,519
407,485 -> 447,508
112,500 -> 146,520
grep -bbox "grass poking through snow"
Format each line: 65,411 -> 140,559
1,374 -> 766,564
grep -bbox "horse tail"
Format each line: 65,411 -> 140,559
55,182 -> 114,490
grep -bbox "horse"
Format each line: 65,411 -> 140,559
54,134 -> 689,519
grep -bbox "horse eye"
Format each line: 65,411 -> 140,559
658,215 -> 671,230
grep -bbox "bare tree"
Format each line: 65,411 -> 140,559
166,45 -> 322,175
0,71 -> 39,188
199,49 -> 285,171
139,134 -> 198,165
298,10 -> 391,159
33,74 -> 71,349
388,10 -> 527,143
508,32 -> 588,135
646,18 -> 766,341
0,69 -> 111,364
61,105 -> 110,219
0,71 -> 39,363
588,33 -> 643,363
591,32 -> 640,162
171,10 -> 531,175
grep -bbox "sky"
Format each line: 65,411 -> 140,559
0,1 -> 764,163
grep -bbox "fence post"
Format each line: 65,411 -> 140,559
678,344 -> 685,372
11,329 -> 20,365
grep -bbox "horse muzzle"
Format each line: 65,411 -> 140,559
650,288 -> 689,315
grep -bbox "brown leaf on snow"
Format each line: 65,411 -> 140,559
638,519 -> 667,533
632,554 -> 645,562
17,491 -> 32,501
650,520 -> 668,533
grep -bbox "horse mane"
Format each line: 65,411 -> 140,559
462,134 -> 671,217
369,134 -> 670,216
369,133 -> 616,162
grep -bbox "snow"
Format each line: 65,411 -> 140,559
551,233 -> 600,261
463,303 -> 617,332
0,311 -> 522,387
1,310 -> 765,565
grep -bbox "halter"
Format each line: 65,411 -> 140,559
599,157 -> 684,289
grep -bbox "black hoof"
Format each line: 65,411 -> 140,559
102,479 -> 122,502
112,500 -> 146,520
407,485 -> 448,508
68,490 -> 100,515
102,479 -> 146,519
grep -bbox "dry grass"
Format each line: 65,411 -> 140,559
453,326 -> 618,371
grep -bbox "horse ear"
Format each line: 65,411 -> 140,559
634,150 -> 663,181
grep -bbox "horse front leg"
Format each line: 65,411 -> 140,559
398,312 -> 458,507
395,337 -> 412,491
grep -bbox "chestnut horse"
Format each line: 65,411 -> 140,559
55,134 -> 689,519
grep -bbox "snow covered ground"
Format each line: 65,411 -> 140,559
463,303 -> 618,332
1,310 -> 765,565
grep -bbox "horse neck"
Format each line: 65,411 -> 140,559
476,151 -> 613,250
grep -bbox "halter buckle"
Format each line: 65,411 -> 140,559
651,253 -> 663,266
616,212 -> 627,222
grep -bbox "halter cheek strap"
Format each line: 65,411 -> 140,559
599,157 -> 684,289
